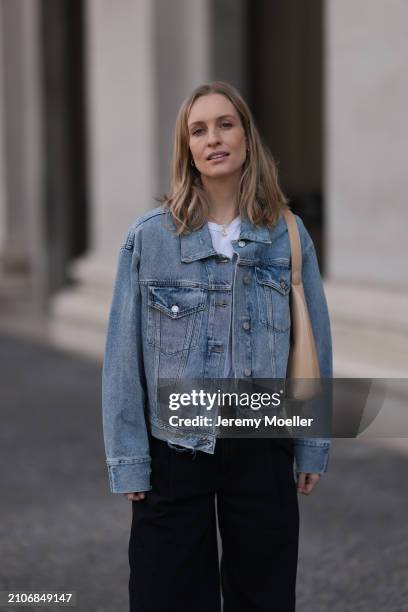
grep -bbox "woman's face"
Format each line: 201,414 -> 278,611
187,93 -> 247,180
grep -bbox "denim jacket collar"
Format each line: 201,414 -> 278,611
180,215 -> 273,263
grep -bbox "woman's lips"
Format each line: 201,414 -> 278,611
207,153 -> 229,163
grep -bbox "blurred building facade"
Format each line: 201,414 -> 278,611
0,0 -> 407,377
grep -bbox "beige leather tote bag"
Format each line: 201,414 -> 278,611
282,209 -> 321,399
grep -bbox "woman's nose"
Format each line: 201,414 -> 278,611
207,128 -> 221,145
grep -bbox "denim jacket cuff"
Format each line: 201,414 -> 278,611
293,440 -> 330,474
107,459 -> 152,494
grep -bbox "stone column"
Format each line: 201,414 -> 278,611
50,0 -> 157,356
324,0 -> 408,377
154,0 -> 211,195
0,1 -> 6,256
50,0 -> 212,358
0,0 -> 47,317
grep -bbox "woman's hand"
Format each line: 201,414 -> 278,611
123,492 -> 147,501
296,472 -> 321,495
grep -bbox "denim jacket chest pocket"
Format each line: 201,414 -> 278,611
255,265 -> 291,332
147,285 -> 207,355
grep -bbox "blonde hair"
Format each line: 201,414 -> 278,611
158,81 -> 288,234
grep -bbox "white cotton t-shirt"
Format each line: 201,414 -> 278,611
207,216 -> 241,377
207,216 -> 241,260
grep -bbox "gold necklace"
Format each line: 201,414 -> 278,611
208,216 -> 237,236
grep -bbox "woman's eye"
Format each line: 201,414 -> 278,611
192,122 -> 232,135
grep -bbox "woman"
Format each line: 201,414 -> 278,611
102,81 -> 332,612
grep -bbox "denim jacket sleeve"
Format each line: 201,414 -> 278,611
102,225 -> 152,494
292,215 -> 333,475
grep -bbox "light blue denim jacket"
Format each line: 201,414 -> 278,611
102,205 -> 333,493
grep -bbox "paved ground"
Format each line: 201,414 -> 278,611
0,333 -> 407,612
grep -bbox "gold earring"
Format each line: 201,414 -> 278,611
190,158 -> 195,167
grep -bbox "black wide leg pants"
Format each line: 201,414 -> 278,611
129,434 -> 299,612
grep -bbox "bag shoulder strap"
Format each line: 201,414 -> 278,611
282,208 -> 302,286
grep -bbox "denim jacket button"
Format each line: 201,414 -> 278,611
243,321 -> 250,331
171,304 -> 179,314
238,240 -> 246,247
244,367 -> 252,376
